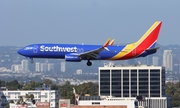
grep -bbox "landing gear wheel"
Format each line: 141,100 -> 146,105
87,61 -> 92,66
30,59 -> 34,64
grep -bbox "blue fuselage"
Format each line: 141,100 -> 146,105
18,44 -> 124,59
17,43 -> 155,61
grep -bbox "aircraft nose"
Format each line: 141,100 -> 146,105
17,49 -> 23,55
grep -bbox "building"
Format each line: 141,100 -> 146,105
76,69 -> 82,74
61,62 -> 66,72
77,96 -> 134,108
41,63 -> 47,72
59,99 -> 70,108
77,96 -> 171,108
99,64 -> 165,97
0,90 -> 60,108
48,63 -> 54,72
9,104 -> 28,108
152,56 -> 159,66
35,62 -> 54,72
11,64 -> 22,72
35,62 -> 41,72
21,59 -> 29,72
95,64 -> 171,108
163,50 -> 173,71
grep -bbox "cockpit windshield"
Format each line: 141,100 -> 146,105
23,46 -> 33,50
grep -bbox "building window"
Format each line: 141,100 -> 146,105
92,102 -> 100,105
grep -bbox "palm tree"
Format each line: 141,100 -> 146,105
5,100 -> 14,108
29,94 -> 34,100
9,100 -> 14,103
17,96 -> 23,104
25,93 -> 30,102
29,94 -> 36,105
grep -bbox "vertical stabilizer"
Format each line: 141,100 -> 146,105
135,21 -> 162,48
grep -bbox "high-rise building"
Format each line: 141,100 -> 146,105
35,62 -> 41,72
98,64 -> 171,108
48,63 -> 54,72
11,64 -> 22,72
163,50 -> 173,71
41,63 -> 47,72
152,56 -> 159,66
99,65 -> 165,97
21,59 -> 29,72
61,62 -> 66,72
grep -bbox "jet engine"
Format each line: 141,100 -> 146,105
65,53 -> 81,62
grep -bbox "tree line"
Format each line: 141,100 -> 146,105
0,79 -> 98,105
166,82 -> 180,107
1,80 -> 180,107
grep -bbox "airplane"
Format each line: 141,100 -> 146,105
17,21 -> 162,66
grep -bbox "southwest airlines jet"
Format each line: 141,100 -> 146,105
18,21 -> 162,66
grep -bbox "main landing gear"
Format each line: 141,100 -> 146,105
30,58 -> 34,64
87,60 -> 92,66
26,57 -> 34,64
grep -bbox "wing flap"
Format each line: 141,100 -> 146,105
79,38 -> 111,60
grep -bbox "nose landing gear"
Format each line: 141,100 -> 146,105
30,59 -> 34,64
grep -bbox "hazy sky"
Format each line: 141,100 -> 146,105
1,0 -> 180,46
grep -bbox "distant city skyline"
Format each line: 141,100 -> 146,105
0,1 -> 180,46
163,50 -> 173,71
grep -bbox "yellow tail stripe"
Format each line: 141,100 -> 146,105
109,21 -> 161,60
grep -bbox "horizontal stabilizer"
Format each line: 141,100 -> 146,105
145,47 -> 160,52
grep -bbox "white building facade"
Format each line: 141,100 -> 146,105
41,63 -> 47,72
163,50 -> 173,71
21,59 -> 29,72
11,64 -> 22,72
48,63 -> 54,72
35,62 -> 41,72
152,56 -> 159,66
0,90 -> 60,108
61,62 -> 66,72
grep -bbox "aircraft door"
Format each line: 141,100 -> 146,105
33,45 -> 38,53
132,43 -> 136,56
132,49 -> 136,56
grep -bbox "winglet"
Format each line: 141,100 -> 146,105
103,38 -> 110,47
109,39 -> 115,46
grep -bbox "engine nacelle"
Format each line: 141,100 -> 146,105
65,53 -> 81,62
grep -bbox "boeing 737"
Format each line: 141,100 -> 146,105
18,21 -> 162,66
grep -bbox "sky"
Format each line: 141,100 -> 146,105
0,0 -> 180,46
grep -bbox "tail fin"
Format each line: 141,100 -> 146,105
108,21 -> 162,60
135,21 -> 162,49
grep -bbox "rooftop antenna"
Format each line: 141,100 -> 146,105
137,61 -> 142,65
